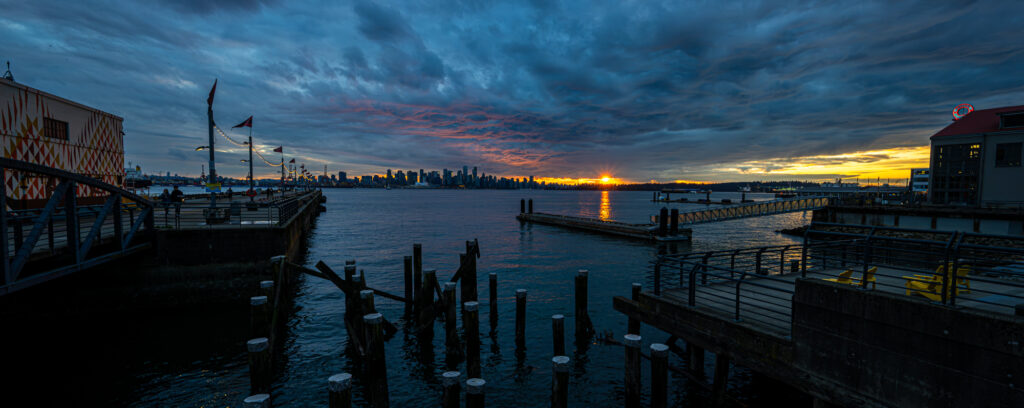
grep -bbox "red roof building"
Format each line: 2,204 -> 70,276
928,105 -> 1024,207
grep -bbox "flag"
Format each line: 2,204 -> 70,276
232,116 -> 253,128
289,158 -> 295,163
273,146 -> 283,153
207,79 -> 217,106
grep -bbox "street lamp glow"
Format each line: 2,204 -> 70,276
195,146 -> 210,151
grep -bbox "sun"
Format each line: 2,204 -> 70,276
600,176 -> 612,184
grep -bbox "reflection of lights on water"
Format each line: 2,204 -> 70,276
599,190 -> 611,221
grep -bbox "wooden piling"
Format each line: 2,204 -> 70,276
669,209 -> 679,235
413,244 -> 423,306
515,289 -> 527,351
442,371 -> 461,408
552,314 -> 565,356
466,378 -> 486,408
658,207 -> 668,237
243,393 -> 271,408
364,313 -> 390,407
520,199 -> 525,214
650,344 -> 669,408
551,356 -> 570,408
623,334 -> 642,408
488,273 -> 498,333
711,354 -> 731,407
247,337 -> 271,394
404,255 -> 414,314
574,270 -> 593,336
328,373 -> 352,408
444,283 -> 463,367
419,270 -> 437,340
251,296 -> 270,339
688,343 -> 705,376
464,301 -> 482,378
259,280 -> 274,305
462,243 -> 479,302
360,289 -> 376,314
528,198 -> 533,213
627,283 -> 641,335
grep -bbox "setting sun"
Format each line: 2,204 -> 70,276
600,176 -> 612,184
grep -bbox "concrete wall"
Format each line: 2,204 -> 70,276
792,279 -> 1024,408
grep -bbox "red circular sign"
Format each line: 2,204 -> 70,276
952,103 -> 974,121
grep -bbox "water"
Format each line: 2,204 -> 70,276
1,189 -> 812,406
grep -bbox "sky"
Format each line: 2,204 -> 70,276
2,0 -> 1023,183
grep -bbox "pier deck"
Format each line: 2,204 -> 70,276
617,225 -> 1024,407
517,211 -> 691,242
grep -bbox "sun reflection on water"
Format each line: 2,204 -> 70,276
599,190 -> 611,221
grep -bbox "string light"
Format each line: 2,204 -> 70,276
212,123 -> 284,167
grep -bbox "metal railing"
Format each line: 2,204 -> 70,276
651,196 -> 830,225
648,223 -> 1024,333
1,158 -> 155,296
151,190 -> 320,229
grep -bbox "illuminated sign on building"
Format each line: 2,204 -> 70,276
952,103 -> 974,121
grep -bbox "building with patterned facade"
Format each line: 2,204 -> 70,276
1,77 -> 124,208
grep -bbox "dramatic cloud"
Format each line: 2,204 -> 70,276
2,0 -> 1023,181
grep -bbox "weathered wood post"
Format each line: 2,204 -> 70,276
650,343 -> 669,408
464,301 -> 482,378
627,283 -> 641,335
259,280 -> 274,305
528,199 -> 533,213
574,270 -> 593,336
551,355 -> 570,408
243,394 -> 271,408
413,244 -> 423,313
360,290 -> 376,314
658,207 -> 668,237
444,283 -> 463,367
344,263 -> 357,318
488,272 -> 498,333
463,243 -> 479,302
247,337 -> 271,394
711,354 -> 731,407
442,371 -> 461,408
251,296 -> 270,339
790,259 -> 800,275
520,199 -> 525,214
623,334 -> 642,408
364,313 -> 390,407
328,373 -> 352,408
419,270 -> 437,340
688,343 -> 705,377
669,209 -> 679,235
404,255 -> 414,315
466,378 -> 486,408
552,314 -> 565,356
515,289 -> 527,351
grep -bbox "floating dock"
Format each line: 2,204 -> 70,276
516,199 -> 690,242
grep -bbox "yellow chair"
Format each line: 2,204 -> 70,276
823,269 -> 854,285
824,267 -> 877,289
903,263 -> 971,301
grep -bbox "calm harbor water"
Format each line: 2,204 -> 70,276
4,189 -> 812,407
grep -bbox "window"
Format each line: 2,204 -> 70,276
43,117 -> 69,140
1001,113 -> 1024,129
995,142 -> 1022,167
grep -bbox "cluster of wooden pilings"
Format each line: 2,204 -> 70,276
236,242 -> 723,407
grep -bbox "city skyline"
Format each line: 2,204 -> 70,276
3,1 -> 1024,183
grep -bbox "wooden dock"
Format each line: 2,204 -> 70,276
516,212 -> 691,242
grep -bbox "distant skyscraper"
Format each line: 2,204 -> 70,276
419,169 -> 425,183
529,175 -> 534,189
338,171 -> 347,183
386,169 -> 393,183
462,165 -> 468,185
396,170 -> 405,185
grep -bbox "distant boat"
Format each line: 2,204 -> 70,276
738,185 -> 751,192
